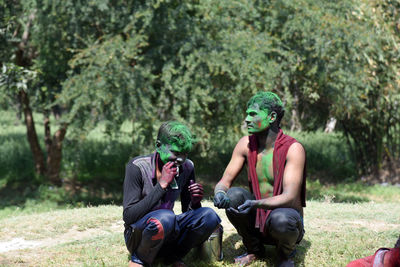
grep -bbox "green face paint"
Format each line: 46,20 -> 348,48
157,144 -> 173,164
157,143 -> 188,165
156,121 -> 193,165
246,91 -> 284,130
245,104 -> 272,133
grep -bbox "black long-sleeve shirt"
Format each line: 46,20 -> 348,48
123,152 -> 199,227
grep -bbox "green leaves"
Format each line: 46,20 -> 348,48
1,0 -> 399,179
0,63 -> 38,97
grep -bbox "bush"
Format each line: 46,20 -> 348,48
0,109 -> 357,203
290,130 -> 356,182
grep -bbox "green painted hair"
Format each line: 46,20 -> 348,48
247,91 -> 285,125
156,121 -> 194,153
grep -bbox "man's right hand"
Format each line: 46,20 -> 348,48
159,162 -> 177,189
213,191 -> 230,209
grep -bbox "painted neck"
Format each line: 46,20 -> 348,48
254,124 -> 279,149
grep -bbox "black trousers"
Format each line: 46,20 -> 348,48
226,187 -> 304,258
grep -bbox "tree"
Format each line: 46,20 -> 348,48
1,0 -> 399,185
63,0 -> 400,180
0,0 -> 138,185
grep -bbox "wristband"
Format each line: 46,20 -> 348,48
215,190 -> 227,196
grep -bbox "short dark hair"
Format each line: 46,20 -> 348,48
156,121 -> 194,153
247,91 -> 285,126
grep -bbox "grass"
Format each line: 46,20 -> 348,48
306,179 -> 400,203
1,109 -> 399,266
0,198 -> 400,267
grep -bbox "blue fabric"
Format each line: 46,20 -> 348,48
124,207 -> 221,264
131,253 -> 145,265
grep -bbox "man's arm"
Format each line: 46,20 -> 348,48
254,142 -> 305,210
215,136 -> 248,190
122,162 -> 166,225
214,136 -> 248,208
181,170 -> 202,212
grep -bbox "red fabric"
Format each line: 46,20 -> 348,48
247,129 -> 307,234
346,248 -> 400,267
346,254 -> 375,267
385,248 -> 400,267
147,218 -> 164,241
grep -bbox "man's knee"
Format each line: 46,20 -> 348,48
268,209 -> 299,236
144,210 -> 176,240
198,207 -> 221,228
227,187 -> 254,208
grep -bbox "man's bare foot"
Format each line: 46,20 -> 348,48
171,260 -> 187,267
128,260 -> 143,267
234,253 -> 257,266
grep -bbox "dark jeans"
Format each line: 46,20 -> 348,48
124,207 -> 221,264
226,187 -> 304,258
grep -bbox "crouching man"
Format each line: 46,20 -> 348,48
214,92 -> 306,267
123,121 -> 221,267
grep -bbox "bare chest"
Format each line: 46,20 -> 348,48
256,148 -> 274,195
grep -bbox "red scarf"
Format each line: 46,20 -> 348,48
247,129 -> 307,234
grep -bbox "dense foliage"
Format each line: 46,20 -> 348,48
1,0 -> 399,185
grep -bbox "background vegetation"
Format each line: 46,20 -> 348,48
1,1 -> 400,266
1,0 -> 399,189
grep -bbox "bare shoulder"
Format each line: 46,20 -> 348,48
234,136 -> 249,155
237,136 -> 249,147
287,142 -> 306,162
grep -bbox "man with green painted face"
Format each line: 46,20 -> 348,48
123,121 -> 221,267
214,92 -> 306,267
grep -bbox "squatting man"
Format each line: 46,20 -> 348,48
123,121 -> 221,267
214,92 -> 307,267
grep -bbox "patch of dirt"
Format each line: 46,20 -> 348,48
347,220 -> 399,232
309,218 -> 400,233
0,238 -> 41,253
0,220 -> 124,253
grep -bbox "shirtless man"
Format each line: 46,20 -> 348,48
213,92 -> 306,267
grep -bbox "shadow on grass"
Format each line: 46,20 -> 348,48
296,238 -> 311,266
222,233 -> 246,263
218,232 -> 311,266
183,233 -> 245,266
0,179 -> 123,212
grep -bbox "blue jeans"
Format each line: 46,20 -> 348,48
124,207 -> 221,264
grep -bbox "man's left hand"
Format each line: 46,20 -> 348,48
229,200 -> 257,215
188,180 -> 203,205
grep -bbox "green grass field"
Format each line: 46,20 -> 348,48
1,110 -> 400,266
0,196 -> 400,267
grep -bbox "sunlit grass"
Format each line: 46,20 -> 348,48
0,200 -> 399,267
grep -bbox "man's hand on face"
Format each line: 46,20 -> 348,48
159,161 -> 178,189
213,191 -> 230,209
188,180 -> 203,205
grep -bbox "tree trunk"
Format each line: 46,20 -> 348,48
14,11 -> 64,186
290,93 -> 302,131
19,90 -> 46,175
15,12 -> 46,175
324,117 -> 337,133
44,110 -> 52,153
46,124 -> 67,186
